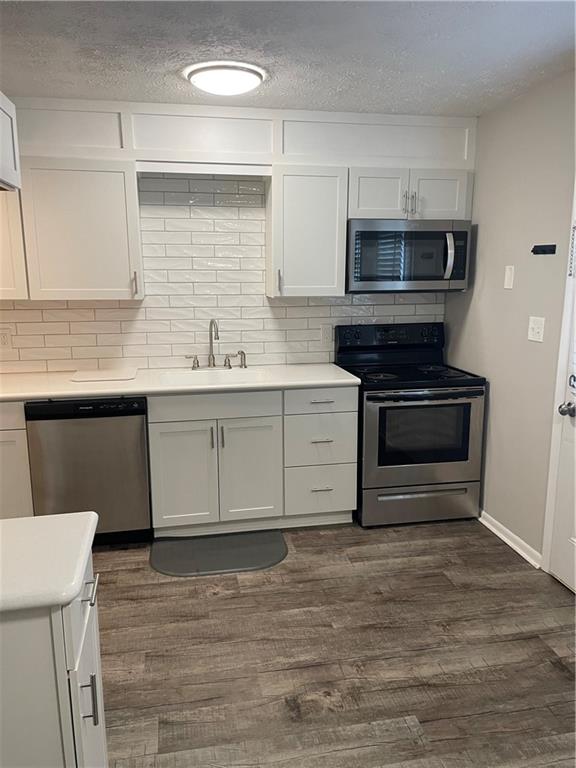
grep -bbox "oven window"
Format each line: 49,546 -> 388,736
378,404 -> 471,465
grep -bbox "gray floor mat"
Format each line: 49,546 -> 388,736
149,529 -> 288,577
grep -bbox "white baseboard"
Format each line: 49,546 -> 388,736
480,511 -> 542,569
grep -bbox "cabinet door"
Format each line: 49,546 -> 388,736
0,192 -> 28,299
409,169 -> 471,219
149,420 -> 219,528
348,167 -> 409,218
269,165 -> 347,297
69,606 -> 108,768
21,157 -> 143,300
0,92 -> 20,189
219,416 -> 283,521
0,429 -> 34,518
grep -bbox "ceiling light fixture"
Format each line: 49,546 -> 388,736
183,61 -> 267,96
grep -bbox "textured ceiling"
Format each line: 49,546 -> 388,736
0,1 -> 574,117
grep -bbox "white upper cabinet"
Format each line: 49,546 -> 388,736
0,192 -> 28,299
0,92 -> 21,190
349,167 -> 471,220
267,165 -> 348,297
20,157 -> 143,300
218,416 -> 283,522
348,168 -> 410,218
408,169 -> 471,219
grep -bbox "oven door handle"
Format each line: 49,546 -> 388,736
444,232 -> 455,280
366,389 -> 485,403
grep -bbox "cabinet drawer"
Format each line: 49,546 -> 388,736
0,401 -> 25,430
284,387 -> 358,415
62,556 -> 97,671
148,390 -> 282,423
69,605 -> 108,768
284,412 -> 358,467
285,464 -> 357,516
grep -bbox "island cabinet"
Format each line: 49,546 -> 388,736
147,386 -> 359,535
0,512 -> 108,768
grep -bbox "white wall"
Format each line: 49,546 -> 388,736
445,70 -> 575,553
0,174 -> 445,373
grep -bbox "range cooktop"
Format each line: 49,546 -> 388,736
334,322 -> 486,391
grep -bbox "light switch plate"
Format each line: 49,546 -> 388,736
504,265 -> 515,290
528,316 -> 545,342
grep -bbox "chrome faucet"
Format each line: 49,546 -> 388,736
208,319 -> 220,368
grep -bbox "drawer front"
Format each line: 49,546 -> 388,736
284,412 -> 358,467
62,556 -> 97,671
0,401 -> 25,430
148,391 -> 282,423
285,463 -> 357,516
284,387 -> 358,415
69,605 -> 108,768
362,482 -> 480,527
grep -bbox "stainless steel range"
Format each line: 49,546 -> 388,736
335,322 -> 486,527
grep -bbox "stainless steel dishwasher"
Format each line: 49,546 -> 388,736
25,397 -> 151,537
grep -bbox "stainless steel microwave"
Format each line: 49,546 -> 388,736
347,219 -> 472,293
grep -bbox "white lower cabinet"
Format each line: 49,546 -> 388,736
219,416 -> 283,521
148,397 -> 285,527
149,420 -> 219,528
285,463 -> 357,516
0,552 -> 108,768
147,388 -> 358,532
0,401 -> 34,519
68,606 -> 108,768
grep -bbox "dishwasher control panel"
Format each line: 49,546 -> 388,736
25,397 -> 147,420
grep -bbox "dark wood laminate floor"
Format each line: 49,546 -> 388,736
93,521 -> 575,768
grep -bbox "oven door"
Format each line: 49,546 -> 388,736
363,388 -> 485,488
348,219 -> 470,292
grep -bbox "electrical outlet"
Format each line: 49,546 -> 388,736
321,324 -> 333,346
528,316 -> 545,342
0,327 -> 12,349
504,265 -> 515,290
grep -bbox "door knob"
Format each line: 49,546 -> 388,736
558,401 -> 576,417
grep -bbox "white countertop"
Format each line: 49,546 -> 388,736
0,511 -> 98,612
0,364 -> 360,402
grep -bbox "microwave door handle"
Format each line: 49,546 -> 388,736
444,232 -> 455,279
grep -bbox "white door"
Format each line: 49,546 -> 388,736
149,420 -> 220,528
0,192 -> 28,299
21,157 -> 143,300
0,429 -> 34,518
545,223 -> 575,591
219,416 -> 283,521
408,169 -> 470,220
69,607 -> 108,768
348,167 -> 409,218
269,165 -> 348,297
0,92 -> 20,189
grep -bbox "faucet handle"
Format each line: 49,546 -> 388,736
185,354 -> 200,369
238,350 -> 247,368
223,354 -> 234,369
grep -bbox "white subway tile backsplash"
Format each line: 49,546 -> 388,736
141,231 -> 192,244
17,322 -> 69,334
73,346 -> 122,359
21,347 -> 71,360
2,174 -> 444,371
45,334 -> 97,347
165,219 -> 214,232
